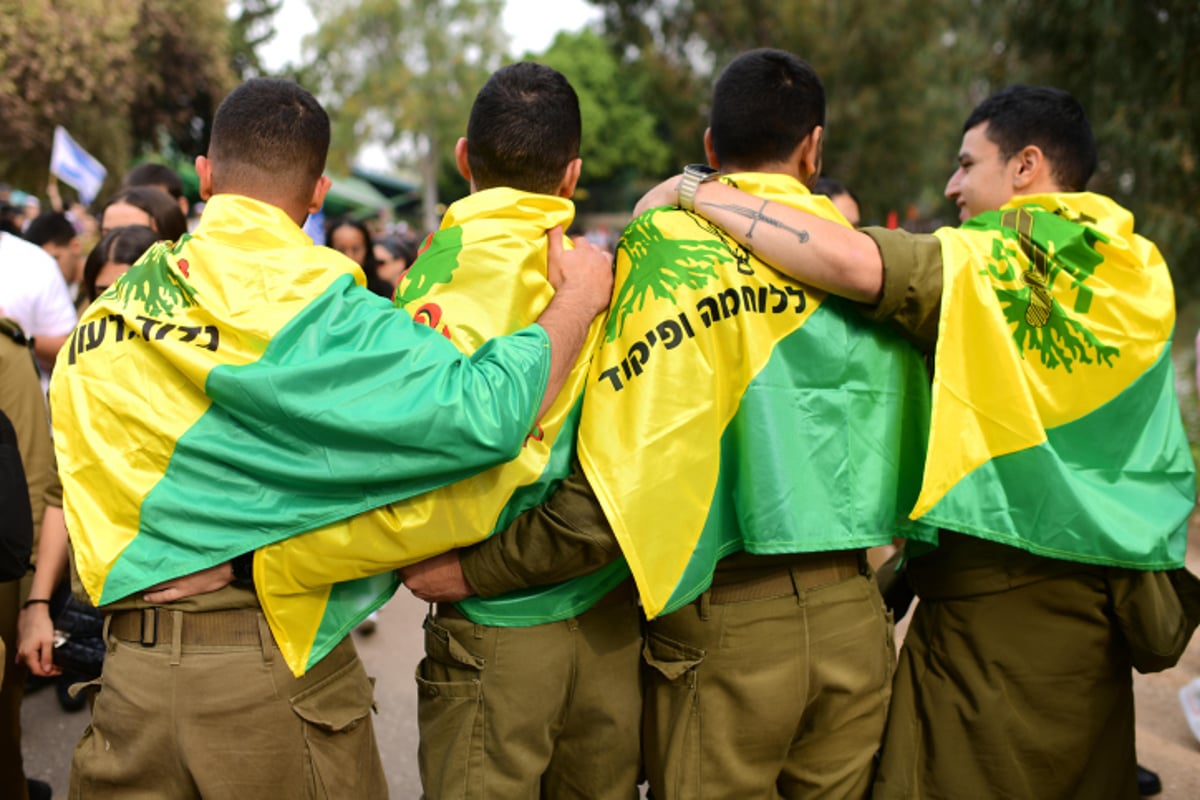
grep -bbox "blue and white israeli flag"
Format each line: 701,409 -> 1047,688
50,127 -> 107,205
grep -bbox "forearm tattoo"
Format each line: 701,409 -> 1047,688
700,198 -> 810,244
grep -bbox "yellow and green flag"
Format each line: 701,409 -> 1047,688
917,193 -> 1194,567
578,173 -> 934,619
253,187 -> 612,664
51,195 -> 552,676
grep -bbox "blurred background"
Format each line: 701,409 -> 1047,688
2,1 -> 1195,274
4,0 -> 1199,550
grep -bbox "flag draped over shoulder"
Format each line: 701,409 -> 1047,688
918,193 -> 1194,567
255,187 -> 610,660
51,195 -> 551,676
578,173 -> 934,620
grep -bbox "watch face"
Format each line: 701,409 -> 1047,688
684,164 -> 719,179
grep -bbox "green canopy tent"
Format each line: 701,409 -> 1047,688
322,173 -> 392,218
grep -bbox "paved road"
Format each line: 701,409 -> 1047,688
21,531 -> 1200,799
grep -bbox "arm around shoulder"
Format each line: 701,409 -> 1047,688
458,456 -> 620,597
688,180 -> 884,303
858,227 -> 945,351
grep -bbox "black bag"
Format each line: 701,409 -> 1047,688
51,583 -> 107,680
0,408 -> 34,582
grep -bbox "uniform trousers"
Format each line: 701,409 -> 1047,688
873,538 -> 1137,800
416,584 -> 643,800
70,606 -> 386,799
642,554 -> 893,800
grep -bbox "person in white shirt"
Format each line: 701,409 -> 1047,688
0,231 -> 78,389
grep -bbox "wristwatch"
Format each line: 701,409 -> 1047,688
678,164 -> 720,212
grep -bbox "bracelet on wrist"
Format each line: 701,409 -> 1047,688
21,598 -> 51,610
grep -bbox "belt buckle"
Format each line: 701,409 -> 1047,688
139,607 -> 159,647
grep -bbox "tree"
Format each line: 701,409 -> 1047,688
229,0 -> 284,79
128,0 -> 236,159
586,0 -> 1199,291
0,0 -> 235,204
585,0 -> 1006,223
538,29 -> 671,212
0,0 -> 139,196
304,0 -> 507,232
994,0 -> 1200,293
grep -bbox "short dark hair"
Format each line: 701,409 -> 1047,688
964,85 -> 1096,191
0,202 -> 19,236
124,163 -> 185,201
208,79 -> 330,203
814,177 -> 856,203
710,49 -> 825,170
100,187 -> 188,242
82,224 -> 160,304
24,212 -> 77,247
466,62 -> 581,194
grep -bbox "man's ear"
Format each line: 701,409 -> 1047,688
308,175 -> 332,215
455,138 -> 473,185
557,158 -> 582,198
1012,144 -> 1045,191
703,128 -> 720,170
799,125 -> 824,181
195,155 -> 214,200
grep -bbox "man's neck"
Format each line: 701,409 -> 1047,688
722,162 -> 810,186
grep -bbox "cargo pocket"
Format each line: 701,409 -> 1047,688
290,656 -> 382,799
415,615 -> 487,799
642,629 -> 705,798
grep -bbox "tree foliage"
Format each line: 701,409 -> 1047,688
995,0 -> 1200,293
538,29 -> 671,211
229,0 -> 284,79
584,0 -> 1200,292
0,0 -> 235,205
304,0 -> 507,231
128,0 -> 235,159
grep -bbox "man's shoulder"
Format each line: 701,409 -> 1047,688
0,233 -> 75,333
0,231 -> 58,271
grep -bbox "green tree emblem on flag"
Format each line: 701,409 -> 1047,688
111,240 -> 197,317
606,208 -> 722,342
395,227 -> 463,307
971,208 -> 1118,373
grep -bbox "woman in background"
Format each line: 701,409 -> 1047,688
327,217 -> 392,299
98,188 -> 188,242
374,233 -> 419,292
78,225 -> 160,307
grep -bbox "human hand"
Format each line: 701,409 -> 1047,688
142,562 -> 235,603
545,226 -> 613,317
399,551 -> 475,604
18,602 -> 61,677
632,174 -> 684,217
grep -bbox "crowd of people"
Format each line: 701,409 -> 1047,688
1,44 -> 1198,800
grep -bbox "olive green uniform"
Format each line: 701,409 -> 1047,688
862,226 -> 1140,800
641,551 -> 891,800
443,466 -> 892,800
0,320 -> 57,800
418,460 -> 643,800
71,587 -> 386,799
